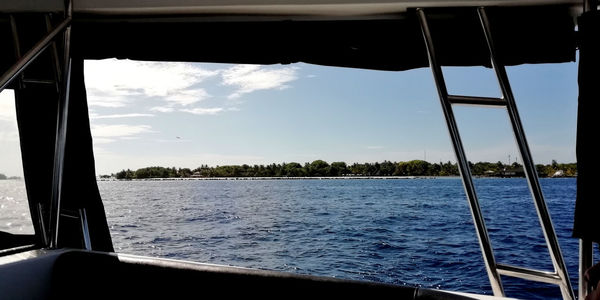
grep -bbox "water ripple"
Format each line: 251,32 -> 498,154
98,178 -> 585,299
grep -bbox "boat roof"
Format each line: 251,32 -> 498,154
0,1 -> 580,79
0,0 -> 583,16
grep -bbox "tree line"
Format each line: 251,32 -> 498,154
0,173 -> 21,180
109,160 -> 576,179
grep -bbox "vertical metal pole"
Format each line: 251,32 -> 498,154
79,209 -> 92,250
477,7 -> 575,300
417,8 -> 505,297
580,239 -> 593,299
49,0 -> 73,249
579,2 -> 596,298
36,203 -> 49,247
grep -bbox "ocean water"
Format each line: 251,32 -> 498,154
97,177 -> 582,299
0,180 -> 33,234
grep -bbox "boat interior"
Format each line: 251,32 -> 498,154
0,1 -> 598,299
1,248 -> 481,299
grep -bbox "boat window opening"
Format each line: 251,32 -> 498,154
85,59 -> 583,298
0,90 -> 35,251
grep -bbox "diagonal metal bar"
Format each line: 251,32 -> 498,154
0,16 -> 71,93
80,209 -> 92,250
477,7 -> 574,300
417,8 -> 505,297
9,15 -> 25,89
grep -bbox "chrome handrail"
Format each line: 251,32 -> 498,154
418,7 -> 575,299
48,0 -> 73,249
477,7 -> 574,299
417,8 -> 505,296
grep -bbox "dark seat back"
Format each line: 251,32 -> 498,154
51,250 -> 418,299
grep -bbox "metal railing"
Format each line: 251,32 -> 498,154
0,0 -> 85,250
417,7 -> 575,299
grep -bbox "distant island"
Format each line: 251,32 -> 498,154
104,160 -> 576,180
0,173 -> 22,180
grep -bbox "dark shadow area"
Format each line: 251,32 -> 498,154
4,249 -> 476,299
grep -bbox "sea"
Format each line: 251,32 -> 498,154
0,177 -> 587,299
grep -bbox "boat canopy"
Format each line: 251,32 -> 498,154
1,2 -> 578,73
0,0 -> 583,15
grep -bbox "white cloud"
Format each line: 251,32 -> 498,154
180,107 -> 224,115
0,91 -> 24,176
84,61 -> 300,117
85,59 -> 218,107
90,113 -> 154,119
0,91 -> 16,122
221,65 -> 298,99
93,138 -> 117,144
91,124 -> 153,139
366,146 -> 384,150
150,106 -> 175,113
0,91 -> 19,142
154,138 -> 191,143
0,122 -> 19,142
165,88 -> 210,106
85,87 -> 129,108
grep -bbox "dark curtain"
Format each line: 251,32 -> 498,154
573,10 -> 600,243
15,59 -> 113,251
71,6 -> 575,71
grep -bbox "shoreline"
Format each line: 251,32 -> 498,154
99,176 -> 424,181
97,176 -> 576,181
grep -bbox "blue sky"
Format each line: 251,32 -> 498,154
0,59 -> 578,176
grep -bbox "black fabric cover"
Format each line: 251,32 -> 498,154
70,6 -> 575,70
61,59 -> 113,251
573,10 -> 600,243
14,58 -> 113,252
14,84 -> 57,247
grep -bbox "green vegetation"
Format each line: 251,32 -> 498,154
110,160 -> 576,179
0,173 -> 6,180
537,160 -> 577,177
